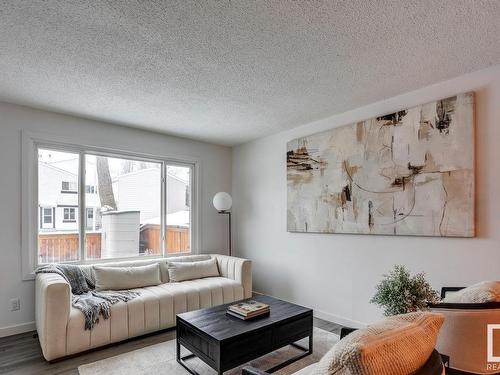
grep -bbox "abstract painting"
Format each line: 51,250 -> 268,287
287,92 -> 475,237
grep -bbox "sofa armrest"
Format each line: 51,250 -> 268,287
440,286 -> 465,299
429,301 -> 500,309
211,254 -> 252,298
35,273 -> 71,361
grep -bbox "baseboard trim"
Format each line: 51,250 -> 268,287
313,309 -> 366,329
0,321 -> 36,338
252,290 -> 367,329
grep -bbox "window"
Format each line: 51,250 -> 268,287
43,208 -> 52,223
166,165 -> 191,254
61,181 -> 78,192
38,149 -> 80,263
40,207 -> 54,229
63,207 -> 76,222
85,185 -> 96,194
86,208 -> 94,228
85,154 -> 164,259
35,144 -> 195,266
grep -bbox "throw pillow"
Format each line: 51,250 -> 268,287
442,281 -> 500,303
93,263 -> 161,291
313,312 -> 444,375
167,258 -> 219,282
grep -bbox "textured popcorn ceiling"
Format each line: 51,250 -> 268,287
1,1 -> 500,145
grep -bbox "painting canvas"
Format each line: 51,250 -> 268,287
287,92 -> 475,237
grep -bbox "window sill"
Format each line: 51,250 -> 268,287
62,220 -> 77,223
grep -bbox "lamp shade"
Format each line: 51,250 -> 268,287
213,192 -> 232,212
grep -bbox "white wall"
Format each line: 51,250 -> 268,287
0,102 -> 232,336
233,65 -> 500,327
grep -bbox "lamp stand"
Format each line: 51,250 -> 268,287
218,211 -> 231,256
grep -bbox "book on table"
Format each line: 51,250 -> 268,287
226,309 -> 270,320
227,300 -> 270,319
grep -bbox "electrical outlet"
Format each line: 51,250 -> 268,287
10,298 -> 20,311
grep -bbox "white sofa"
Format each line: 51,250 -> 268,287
35,254 -> 252,361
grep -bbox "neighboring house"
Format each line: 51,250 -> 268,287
39,163 -> 189,233
38,162 -> 101,233
111,167 -> 189,222
111,168 -> 190,255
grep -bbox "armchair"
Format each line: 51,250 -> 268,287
429,286 -> 500,374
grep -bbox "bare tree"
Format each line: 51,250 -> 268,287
121,160 -> 134,174
96,156 -> 117,210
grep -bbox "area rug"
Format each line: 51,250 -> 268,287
78,327 -> 338,375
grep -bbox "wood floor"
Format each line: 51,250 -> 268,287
0,318 -> 342,375
0,318 -> 467,375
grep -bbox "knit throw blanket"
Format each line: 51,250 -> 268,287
35,264 -> 139,330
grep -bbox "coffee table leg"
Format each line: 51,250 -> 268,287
309,330 -> 313,354
176,340 -> 207,375
266,333 -> 313,373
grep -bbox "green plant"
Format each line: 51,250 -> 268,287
370,265 -> 439,316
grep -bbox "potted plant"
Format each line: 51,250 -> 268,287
371,265 -> 439,316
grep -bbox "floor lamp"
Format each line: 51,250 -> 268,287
213,192 -> 232,256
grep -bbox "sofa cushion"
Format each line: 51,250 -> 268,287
79,255 -> 212,284
442,281 -> 500,303
168,258 -> 219,282
93,263 -> 161,291
313,312 -> 444,375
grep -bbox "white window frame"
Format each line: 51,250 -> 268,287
21,130 -> 200,280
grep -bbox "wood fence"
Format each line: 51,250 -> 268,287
38,226 -> 189,263
38,233 -> 101,263
140,225 -> 190,255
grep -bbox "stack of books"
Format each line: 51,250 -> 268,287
226,300 -> 270,320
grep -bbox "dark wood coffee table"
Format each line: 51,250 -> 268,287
176,294 -> 313,375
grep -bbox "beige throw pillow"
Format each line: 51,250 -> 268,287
93,263 -> 161,291
167,258 -> 219,282
313,312 -> 444,375
442,281 -> 500,303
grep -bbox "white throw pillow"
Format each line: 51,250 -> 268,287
167,258 -> 219,282
93,263 -> 161,291
442,281 -> 500,303
313,312 -> 444,375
